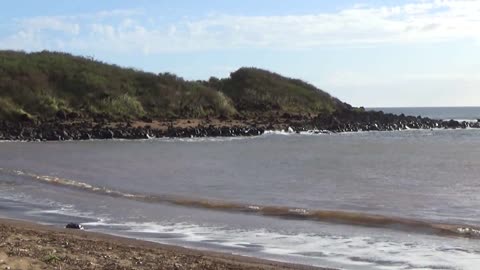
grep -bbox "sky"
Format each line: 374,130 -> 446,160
0,0 -> 479,107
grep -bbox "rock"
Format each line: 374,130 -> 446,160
67,112 -> 80,119
80,132 -> 91,140
100,129 -> 114,139
56,110 -> 68,120
65,223 -> 84,230
446,119 -> 460,129
19,113 -> 32,122
1,108 -> 479,142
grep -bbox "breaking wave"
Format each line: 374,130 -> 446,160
2,168 -> 480,239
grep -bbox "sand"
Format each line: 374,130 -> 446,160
0,218 -> 331,270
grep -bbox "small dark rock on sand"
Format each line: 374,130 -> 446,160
65,223 -> 84,230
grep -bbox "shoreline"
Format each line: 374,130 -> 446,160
0,217 -> 330,270
1,126 -> 480,144
1,110 -> 479,141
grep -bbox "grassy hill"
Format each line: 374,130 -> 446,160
208,68 -> 348,115
0,50 -> 349,121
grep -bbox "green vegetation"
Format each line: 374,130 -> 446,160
0,50 -> 349,121
42,253 -> 62,264
213,68 -> 347,115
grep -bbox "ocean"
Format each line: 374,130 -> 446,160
371,107 -> 480,122
1,107 -> 480,270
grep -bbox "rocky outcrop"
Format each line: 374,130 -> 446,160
0,120 -> 265,141
0,110 -> 479,141
280,110 -> 480,133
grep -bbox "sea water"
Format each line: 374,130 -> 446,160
1,107 -> 480,270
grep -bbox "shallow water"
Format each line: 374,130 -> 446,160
1,107 -> 480,270
1,129 -> 480,269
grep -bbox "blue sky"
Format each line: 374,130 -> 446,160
1,0 -> 479,107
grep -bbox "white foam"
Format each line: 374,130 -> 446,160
0,140 -> 30,143
82,220 -> 480,270
299,130 -> 329,135
263,130 -> 294,136
262,127 -> 328,136
150,136 -> 257,143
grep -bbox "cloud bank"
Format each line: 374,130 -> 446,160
1,0 -> 479,53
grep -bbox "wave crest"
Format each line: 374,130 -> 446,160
2,168 -> 480,239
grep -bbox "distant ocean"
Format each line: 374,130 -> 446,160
370,107 -> 480,121
1,107 -> 480,270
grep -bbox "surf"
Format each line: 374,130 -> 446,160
2,167 -> 479,240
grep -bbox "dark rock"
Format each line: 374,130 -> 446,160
56,110 -> 68,120
80,132 -> 91,140
100,129 -> 114,139
65,223 -> 84,230
1,108 -> 479,142
67,112 -> 80,119
19,113 -> 33,122
446,119 -> 460,129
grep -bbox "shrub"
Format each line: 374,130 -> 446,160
98,94 -> 146,119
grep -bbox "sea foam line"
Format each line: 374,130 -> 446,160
80,220 -> 480,270
2,167 -> 480,239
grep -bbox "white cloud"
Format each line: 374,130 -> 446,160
174,0 -> 480,49
1,1 -> 480,53
19,17 -> 80,35
90,9 -> 143,19
0,8 -> 143,51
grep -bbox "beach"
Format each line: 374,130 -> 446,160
0,218 -> 326,270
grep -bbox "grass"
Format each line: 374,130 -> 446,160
0,50 -> 349,121
98,94 -> 146,119
42,253 -> 61,264
217,68 -> 346,115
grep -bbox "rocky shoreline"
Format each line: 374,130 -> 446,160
1,110 -> 479,141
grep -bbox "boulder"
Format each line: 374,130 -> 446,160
65,223 -> 84,230
56,110 -> 68,120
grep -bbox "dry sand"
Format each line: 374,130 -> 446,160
0,218 -> 331,270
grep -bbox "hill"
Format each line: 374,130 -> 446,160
205,68 -> 349,115
0,50 -> 348,122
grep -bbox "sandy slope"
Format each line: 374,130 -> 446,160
0,218 -> 330,270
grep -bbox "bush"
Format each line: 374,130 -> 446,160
0,50 -> 347,121
0,97 -> 29,120
98,94 -> 145,119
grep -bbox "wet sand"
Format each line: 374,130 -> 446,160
0,218 -> 330,270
